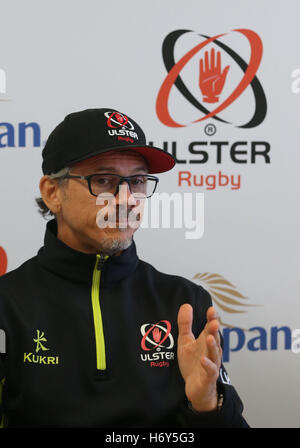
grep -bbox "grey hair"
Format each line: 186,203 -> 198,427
35,167 -> 71,218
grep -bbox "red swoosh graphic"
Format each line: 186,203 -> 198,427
193,29 -> 263,123
141,320 -> 171,351
156,29 -> 263,127
0,246 -> 7,276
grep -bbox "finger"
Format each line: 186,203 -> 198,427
206,334 -> 221,365
203,309 -> 221,345
205,50 -> 209,72
207,318 -> 219,334
207,322 -> 221,352
203,307 -> 219,337
177,304 -> 195,342
206,306 -> 219,322
217,51 -> 221,73
213,327 -> 221,348
211,48 -> 215,70
204,319 -> 221,342
199,58 -> 203,78
200,355 -> 219,379
222,65 -> 230,79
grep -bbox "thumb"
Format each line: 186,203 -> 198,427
222,65 -> 230,79
177,303 -> 195,342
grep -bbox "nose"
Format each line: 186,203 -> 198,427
115,181 -> 137,207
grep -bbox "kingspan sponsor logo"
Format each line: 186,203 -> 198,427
0,66 -> 42,149
0,68 -> 7,96
193,272 -> 300,362
0,121 -> 41,148
23,330 -> 59,365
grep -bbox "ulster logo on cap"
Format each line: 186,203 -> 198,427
104,111 -> 139,143
104,111 -> 135,130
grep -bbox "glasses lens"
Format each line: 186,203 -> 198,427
90,174 -> 157,197
129,176 -> 156,198
90,175 -> 119,196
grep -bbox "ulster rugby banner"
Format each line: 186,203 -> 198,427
0,0 -> 299,428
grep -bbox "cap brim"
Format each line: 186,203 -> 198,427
68,145 -> 176,174
121,145 -> 175,174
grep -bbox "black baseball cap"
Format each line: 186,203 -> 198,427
42,108 -> 175,175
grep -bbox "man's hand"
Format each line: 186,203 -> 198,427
177,304 -> 222,412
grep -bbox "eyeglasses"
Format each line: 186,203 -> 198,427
63,173 -> 159,198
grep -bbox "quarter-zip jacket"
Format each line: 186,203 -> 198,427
0,220 -> 248,428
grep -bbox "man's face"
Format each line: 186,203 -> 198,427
54,150 -> 149,254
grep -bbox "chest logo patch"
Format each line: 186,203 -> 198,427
23,330 -> 59,365
140,320 -> 175,367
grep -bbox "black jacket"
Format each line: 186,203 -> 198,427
0,220 -> 248,428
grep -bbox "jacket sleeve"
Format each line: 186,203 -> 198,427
0,356 -> 5,428
176,364 -> 249,428
0,304 -> 6,428
176,286 -> 249,428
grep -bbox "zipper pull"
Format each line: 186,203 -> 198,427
96,254 -> 108,270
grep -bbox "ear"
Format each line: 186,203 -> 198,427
39,176 -> 64,214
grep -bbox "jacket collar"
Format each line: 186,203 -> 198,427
37,219 -> 139,287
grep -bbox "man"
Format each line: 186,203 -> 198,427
0,108 -> 248,428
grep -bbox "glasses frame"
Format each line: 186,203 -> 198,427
62,173 -> 159,198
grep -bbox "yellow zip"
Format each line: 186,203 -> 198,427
91,254 -> 108,370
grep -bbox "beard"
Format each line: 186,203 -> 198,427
96,201 -> 144,231
95,203 -> 142,255
96,233 -> 133,256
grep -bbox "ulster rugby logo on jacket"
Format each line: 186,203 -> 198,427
140,320 -> 175,367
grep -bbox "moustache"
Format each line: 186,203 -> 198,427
96,203 -> 144,229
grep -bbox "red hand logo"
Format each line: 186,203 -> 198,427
107,112 -> 129,128
115,113 -> 125,124
152,327 -> 162,343
0,246 -> 7,276
199,48 -> 230,103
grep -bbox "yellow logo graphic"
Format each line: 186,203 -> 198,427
33,330 -> 49,353
23,330 -> 59,365
192,272 -> 259,327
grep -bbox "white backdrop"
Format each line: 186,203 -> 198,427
0,0 -> 299,428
